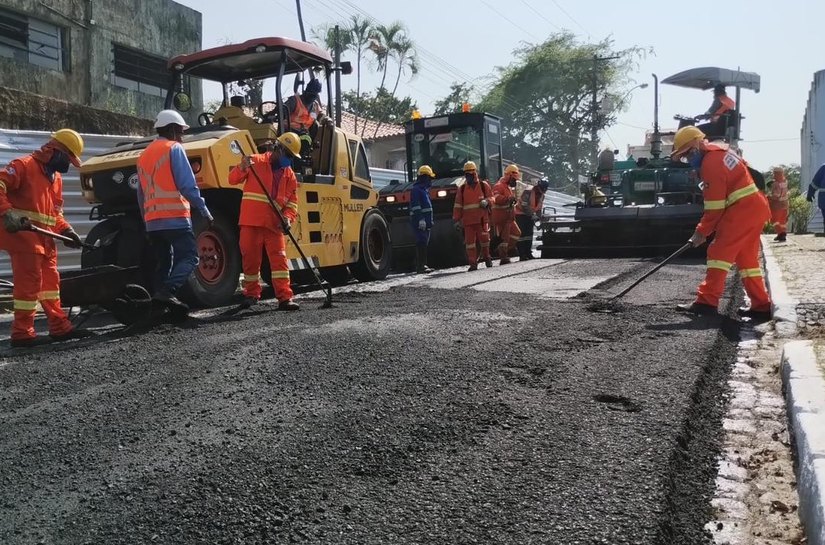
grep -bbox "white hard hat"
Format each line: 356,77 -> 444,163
154,109 -> 190,130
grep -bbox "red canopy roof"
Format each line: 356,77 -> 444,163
167,37 -> 332,82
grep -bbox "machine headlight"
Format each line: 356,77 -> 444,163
436,190 -> 447,198
386,196 -> 396,203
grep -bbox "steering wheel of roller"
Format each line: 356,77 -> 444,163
198,112 -> 214,126
258,101 -> 280,124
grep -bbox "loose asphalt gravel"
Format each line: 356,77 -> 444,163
0,258 -> 743,545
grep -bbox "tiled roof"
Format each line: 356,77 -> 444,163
339,111 -> 405,141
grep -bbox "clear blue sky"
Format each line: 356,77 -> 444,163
175,0 -> 824,172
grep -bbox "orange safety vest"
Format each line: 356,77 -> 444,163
453,177 -> 492,226
491,177 -> 517,224
228,152 -> 299,231
769,179 -> 790,211
696,143 -> 770,237
289,94 -> 317,131
0,154 -> 72,255
711,95 -> 735,122
137,139 -> 190,223
516,184 -> 543,216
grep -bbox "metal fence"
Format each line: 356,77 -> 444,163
0,129 -> 131,277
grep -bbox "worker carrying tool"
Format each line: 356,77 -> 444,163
671,126 -> 772,321
768,166 -> 789,242
410,165 -> 435,274
137,110 -> 213,318
491,164 -> 522,264
0,129 -> 94,347
453,161 -> 493,271
516,178 -> 549,260
229,132 -> 302,311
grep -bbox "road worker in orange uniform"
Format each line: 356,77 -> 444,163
768,166 -> 789,242
453,161 -> 493,271
229,132 -> 302,311
491,164 -> 522,264
515,178 -> 549,260
671,126 -> 772,321
0,129 -> 93,347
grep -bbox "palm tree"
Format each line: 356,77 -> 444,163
368,21 -> 404,92
389,36 -> 418,98
347,15 -> 372,135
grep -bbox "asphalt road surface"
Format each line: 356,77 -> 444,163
0,257 -> 743,545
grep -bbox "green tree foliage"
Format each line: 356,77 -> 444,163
433,83 -> 474,115
476,32 -> 647,186
343,89 -> 417,136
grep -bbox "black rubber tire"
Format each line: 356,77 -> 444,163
107,284 -> 152,326
350,210 -> 392,282
178,212 -> 241,308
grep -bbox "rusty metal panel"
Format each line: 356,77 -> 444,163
0,129 -> 133,277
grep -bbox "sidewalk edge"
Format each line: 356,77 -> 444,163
761,237 -> 798,337
782,340 -> 825,545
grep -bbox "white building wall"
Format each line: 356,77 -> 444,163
802,70 -> 825,233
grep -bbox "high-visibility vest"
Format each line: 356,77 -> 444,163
711,95 -> 735,122
289,95 -> 316,131
491,178 -> 517,224
137,139 -> 190,222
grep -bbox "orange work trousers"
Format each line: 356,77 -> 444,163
239,225 -> 293,302
494,219 -> 521,259
771,208 -> 788,236
696,221 -> 771,312
10,251 -> 73,341
464,222 -> 491,264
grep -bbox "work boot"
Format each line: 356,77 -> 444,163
467,264 -> 478,272
737,307 -> 772,322
484,258 -> 493,268
153,290 -> 190,313
676,302 -> 718,316
278,299 -> 300,311
774,233 -> 786,242
238,296 -> 257,310
415,246 -> 433,274
50,328 -> 95,342
500,257 -> 511,265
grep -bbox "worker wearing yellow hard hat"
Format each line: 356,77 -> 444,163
0,127 -> 93,347
671,125 -> 772,321
454,160 -> 493,271
229,131 -> 302,311
411,165 -> 437,273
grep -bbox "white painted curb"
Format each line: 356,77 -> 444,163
760,237 -> 799,337
782,340 -> 825,545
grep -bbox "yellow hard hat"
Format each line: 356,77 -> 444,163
672,126 -> 706,157
418,165 -> 436,178
504,164 -> 521,179
51,129 -> 84,159
277,132 -> 302,159
463,161 -> 477,173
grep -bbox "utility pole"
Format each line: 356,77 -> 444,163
334,25 -> 342,128
295,0 -> 306,41
590,54 -> 620,168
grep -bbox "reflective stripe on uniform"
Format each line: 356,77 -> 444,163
271,271 -> 291,280
707,259 -> 733,271
0,180 -> 6,192
13,299 -> 37,311
492,204 -> 510,210
243,274 -> 261,282
463,204 -> 480,210
726,184 -> 758,206
242,193 -> 272,204
739,268 -> 762,278
39,290 -> 60,300
704,199 -> 726,210
285,201 -> 298,211
13,208 -> 57,226
465,243 -> 475,249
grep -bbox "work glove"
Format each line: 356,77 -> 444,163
807,192 -> 815,203
532,213 -> 540,222
239,156 -> 253,171
480,199 -> 489,209
688,231 -> 706,248
203,209 -> 215,229
283,217 -> 292,233
509,197 -> 517,207
453,221 -> 463,233
2,212 -> 29,233
61,228 -> 83,249
418,219 -> 427,231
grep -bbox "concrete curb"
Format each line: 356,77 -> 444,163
760,237 -> 799,337
782,340 -> 825,545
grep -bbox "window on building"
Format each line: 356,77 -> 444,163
112,44 -> 170,97
0,7 -> 68,72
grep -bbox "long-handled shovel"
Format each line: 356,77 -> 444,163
612,242 -> 693,299
27,224 -> 100,251
234,142 -> 333,309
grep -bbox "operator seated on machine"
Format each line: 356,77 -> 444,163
694,84 -> 735,141
284,78 -> 325,141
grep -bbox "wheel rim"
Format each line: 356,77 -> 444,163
367,227 -> 385,266
197,230 -> 226,285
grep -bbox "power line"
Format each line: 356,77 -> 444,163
519,0 -> 561,31
549,0 -> 588,35
479,0 -> 543,42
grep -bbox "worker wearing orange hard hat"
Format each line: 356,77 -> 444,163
491,164 -> 522,264
671,125 -> 772,322
0,128 -> 93,347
